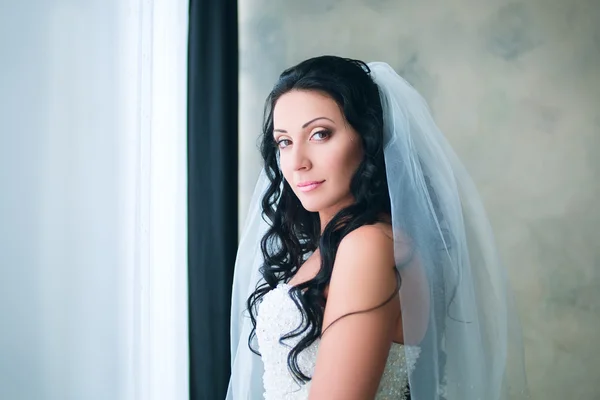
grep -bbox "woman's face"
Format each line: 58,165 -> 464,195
273,90 -> 363,214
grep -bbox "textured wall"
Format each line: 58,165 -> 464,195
238,1 -> 600,398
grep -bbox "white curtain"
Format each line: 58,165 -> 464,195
0,1 -> 189,399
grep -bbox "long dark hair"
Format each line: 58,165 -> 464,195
245,55 -> 395,383
246,56 -> 451,399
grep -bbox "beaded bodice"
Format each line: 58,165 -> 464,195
256,283 -> 420,400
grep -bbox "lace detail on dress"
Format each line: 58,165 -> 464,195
256,283 -> 420,400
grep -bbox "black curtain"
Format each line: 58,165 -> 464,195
187,0 -> 238,399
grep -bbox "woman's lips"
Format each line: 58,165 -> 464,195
297,180 -> 324,192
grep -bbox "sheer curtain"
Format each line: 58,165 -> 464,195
0,1 -> 189,399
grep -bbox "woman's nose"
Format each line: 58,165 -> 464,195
291,145 -> 311,171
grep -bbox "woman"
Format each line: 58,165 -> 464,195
227,56 -> 527,399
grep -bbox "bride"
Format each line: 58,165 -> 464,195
226,56 -> 528,399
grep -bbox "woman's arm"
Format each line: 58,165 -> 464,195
308,225 -> 401,400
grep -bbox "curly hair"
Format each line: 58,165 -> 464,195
244,55 -> 395,382
245,56 -> 448,394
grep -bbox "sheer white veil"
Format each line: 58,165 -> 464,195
226,61 -> 528,399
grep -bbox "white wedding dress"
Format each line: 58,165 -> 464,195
256,283 -> 420,400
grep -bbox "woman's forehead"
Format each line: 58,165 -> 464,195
273,90 -> 342,127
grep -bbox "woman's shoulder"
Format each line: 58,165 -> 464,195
332,223 -> 396,288
338,222 -> 394,257
323,222 -> 400,334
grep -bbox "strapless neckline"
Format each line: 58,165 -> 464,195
256,281 -> 420,399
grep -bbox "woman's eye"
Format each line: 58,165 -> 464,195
277,139 -> 291,149
311,130 -> 330,141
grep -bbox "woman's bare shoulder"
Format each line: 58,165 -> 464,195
337,222 -> 394,260
328,224 -> 397,308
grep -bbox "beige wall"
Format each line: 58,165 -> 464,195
238,1 -> 600,398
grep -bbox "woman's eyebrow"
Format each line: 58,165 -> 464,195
274,116 -> 335,133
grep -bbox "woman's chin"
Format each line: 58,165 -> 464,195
298,198 -> 326,213
299,203 -> 321,213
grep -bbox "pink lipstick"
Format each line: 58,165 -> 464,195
297,180 -> 324,192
